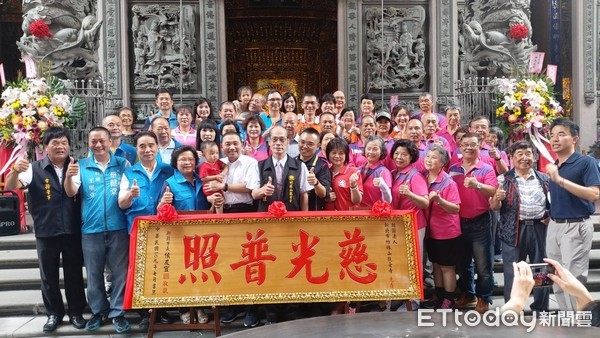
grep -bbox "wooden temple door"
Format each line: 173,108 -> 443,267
224,0 -> 338,101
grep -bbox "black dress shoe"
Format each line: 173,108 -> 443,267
69,315 -> 87,329
43,315 -> 63,332
159,313 -> 174,324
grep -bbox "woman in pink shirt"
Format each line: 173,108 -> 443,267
360,136 -> 392,207
242,115 -> 269,162
423,145 -> 461,309
390,139 -> 429,235
172,105 -> 197,147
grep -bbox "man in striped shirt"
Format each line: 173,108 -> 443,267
490,140 -> 550,313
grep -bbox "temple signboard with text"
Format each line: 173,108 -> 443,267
124,210 -> 421,309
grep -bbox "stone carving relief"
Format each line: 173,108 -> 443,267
461,0 -> 537,77
131,4 -> 198,90
364,6 -> 426,91
17,0 -> 102,80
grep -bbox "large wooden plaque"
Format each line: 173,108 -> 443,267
124,210 -> 422,309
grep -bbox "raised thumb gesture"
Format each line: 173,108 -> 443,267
130,178 -> 140,198
66,157 -> 79,177
161,185 -> 173,204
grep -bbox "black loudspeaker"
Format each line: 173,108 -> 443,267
0,191 -> 20,236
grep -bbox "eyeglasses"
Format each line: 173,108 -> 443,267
177,158 -> 195,163
460,143 -> 479,149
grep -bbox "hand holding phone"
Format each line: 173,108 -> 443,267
529,263 -> 555,287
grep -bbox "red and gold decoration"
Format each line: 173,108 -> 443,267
267,201 -> 287,218
124,210 -> 421,309
156,204 -> 178,222
372,200 -> 392,217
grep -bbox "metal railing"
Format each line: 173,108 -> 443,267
454,77 -> 500,126
63,80 -> 113,158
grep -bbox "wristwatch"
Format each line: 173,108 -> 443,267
224,183 -> 228,192
476,183 -> 482,190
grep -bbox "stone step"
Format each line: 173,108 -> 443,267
1,267 -> 600,317
0,268 -> 87,291
2,291 -> 600,338
0,249 -> 39,270
0,232 -> 36,251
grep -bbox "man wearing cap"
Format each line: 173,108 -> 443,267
375,111 -> 394,149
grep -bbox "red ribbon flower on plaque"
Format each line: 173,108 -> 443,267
30,20 -> 53,38
268,201 -> 287,218
372,200 -> 392,217
157,204 -> 178,222
509,24 -> 528,41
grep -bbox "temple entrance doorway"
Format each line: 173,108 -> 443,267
224,0 -> 338,101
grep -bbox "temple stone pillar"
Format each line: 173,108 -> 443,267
430,0 -> 458,106
572,0 -> 598,150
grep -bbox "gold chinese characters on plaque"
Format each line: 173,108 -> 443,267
124,210 -> 422,309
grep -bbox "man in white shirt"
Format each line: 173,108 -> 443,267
205,131 -> 260,213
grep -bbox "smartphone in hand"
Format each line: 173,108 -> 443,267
529,263 -> 555,287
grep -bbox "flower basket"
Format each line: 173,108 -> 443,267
495,75 -> 563,162
0,75 -> 85,174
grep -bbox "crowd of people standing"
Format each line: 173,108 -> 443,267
4,86 -> 600,332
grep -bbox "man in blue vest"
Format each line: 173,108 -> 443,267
65,126 -> 131,333
5,127 -> 87,333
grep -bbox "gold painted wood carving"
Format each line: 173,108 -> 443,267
125,211 -> 422,309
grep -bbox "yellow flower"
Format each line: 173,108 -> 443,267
513,107 -> 521,116
52,106 -> 64,117
542,106 -> 549,115
495,107 -> 504,117
514,93 -> 523,101
11,101 -> 21,110
37,97 -> 50,107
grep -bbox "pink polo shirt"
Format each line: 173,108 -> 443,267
448,159 -> 498,219
244,137 -> 270,162
436,128 -> 458,151
424,135 -> 454,157
360,161 -> 392,207
391,165 -> 428,229
449,143 -> 509,174
349,139 -> 367,168
425,171 -> 461,240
